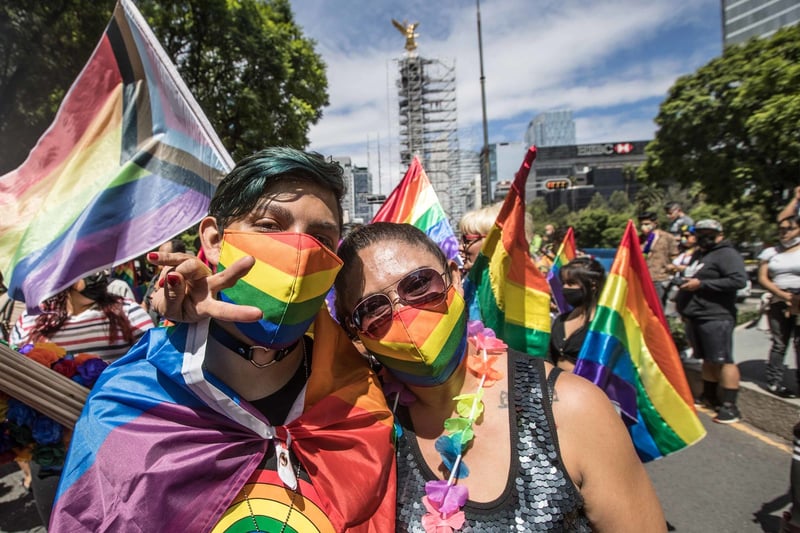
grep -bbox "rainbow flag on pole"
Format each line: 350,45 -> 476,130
0,0 -> 232,310
468,147 -> 551,357
575,220 -> 705,462
546,226 -> 577,314
371,156 -> 461,265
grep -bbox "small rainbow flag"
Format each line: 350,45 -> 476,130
0,0 -> 232,310
575,220 -> 705,462
468,147 -> 552,357
546,227 -> 577,314
371,156 -> 461,265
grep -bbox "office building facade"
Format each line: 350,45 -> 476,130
529,140 -> 649,211
524,110 -> 577,148
722,0 -> 800,47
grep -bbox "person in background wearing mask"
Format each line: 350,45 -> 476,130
638,212 -> 678,309
676,219 -> 748,424
50,148 -> 395,532
757,215 -> 800,397
548,257 -> 607,372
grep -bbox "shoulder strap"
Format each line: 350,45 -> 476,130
546,366 -> 563,405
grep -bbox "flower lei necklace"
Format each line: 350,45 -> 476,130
386,320 -> 507,533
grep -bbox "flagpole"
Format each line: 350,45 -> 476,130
476,0 -> 490,207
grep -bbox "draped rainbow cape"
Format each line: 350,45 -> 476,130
371,156 -> 461,266
468,147 -> 551,357
546,226 -> 577,314
51,308 -> 396,532
0,0 -> 232,310
574,220 -> 705,462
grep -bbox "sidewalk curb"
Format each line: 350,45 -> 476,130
683,361 -> 800,439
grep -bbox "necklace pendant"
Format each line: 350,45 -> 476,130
275,441 -> 298,490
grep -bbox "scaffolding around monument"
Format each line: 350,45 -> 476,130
396,55 -> 470,225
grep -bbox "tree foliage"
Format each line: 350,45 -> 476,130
0,0 -> 328,173
640,24 -> 800,210
0,1 -> 113,174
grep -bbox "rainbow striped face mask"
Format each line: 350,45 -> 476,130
358,286 -> 468,387
217,230 -> 343,349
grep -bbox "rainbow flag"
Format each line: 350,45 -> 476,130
371,156 -> 461,265
468,147 -> 552,357
0,0 -> 232,311
574,220 -> 705,462
546,227 -> 577,314
52,309 -> 396,531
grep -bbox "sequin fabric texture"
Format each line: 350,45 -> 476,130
395,352 -> 591,531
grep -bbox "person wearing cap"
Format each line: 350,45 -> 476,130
675,219 -> 748,424
638,211 -> 679,309
665,202 -> 694,237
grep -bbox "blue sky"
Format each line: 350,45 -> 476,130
291,0 -> 722,187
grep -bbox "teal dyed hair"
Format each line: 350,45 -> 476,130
209,147 -> 345,230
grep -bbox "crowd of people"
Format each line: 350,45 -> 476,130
1,147 -> 799,531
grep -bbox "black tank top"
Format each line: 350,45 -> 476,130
395,351 -> 591,531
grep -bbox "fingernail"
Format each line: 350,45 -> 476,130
147,252 -> 158,261
158,277 -> 165,288
166,274 -> 180,287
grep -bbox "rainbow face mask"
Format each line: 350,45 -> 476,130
358,286 -> 468,387
218,230 -> 343,349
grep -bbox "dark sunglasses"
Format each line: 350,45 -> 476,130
779,226 -> 798,233
351,267 -> 450,339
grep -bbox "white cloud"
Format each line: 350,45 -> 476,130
293,0 -> 721,177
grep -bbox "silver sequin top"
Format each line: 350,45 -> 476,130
395,351 -> 591,532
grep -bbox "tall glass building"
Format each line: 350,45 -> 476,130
722,0 -> 800,47
524,110 -> 576,148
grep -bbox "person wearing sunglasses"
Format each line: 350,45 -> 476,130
50,148 -> 396,532
333,222 -> 665,532
757,215 -> 800,397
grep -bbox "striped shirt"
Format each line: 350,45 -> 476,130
10,300 -> 154,363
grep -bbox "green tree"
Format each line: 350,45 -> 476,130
641,24 -> 800,209
0,0 -> 327,173
608,190 -> 632,212
140,0 -> 328,160
0,1 -> 113,173
586,192 -> 607,210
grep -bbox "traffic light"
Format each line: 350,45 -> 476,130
544,179 -> 571,190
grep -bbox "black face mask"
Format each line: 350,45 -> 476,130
696,235 -> 717,250
562,287 -> 584,308
79,272 -> 109,301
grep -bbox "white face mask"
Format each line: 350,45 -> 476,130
781,236 -> 800,249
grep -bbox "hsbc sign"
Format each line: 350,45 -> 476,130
576,142 -> 636,156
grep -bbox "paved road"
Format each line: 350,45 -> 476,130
0,462 -> 44,533
647,408 -> 791,532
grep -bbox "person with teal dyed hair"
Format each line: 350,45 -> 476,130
52,148 -> 396,532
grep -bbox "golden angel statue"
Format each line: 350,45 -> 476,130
392,19 -> 419,52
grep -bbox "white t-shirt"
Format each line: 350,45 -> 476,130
758,246 -> 800,290
10,301 -> 154,363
